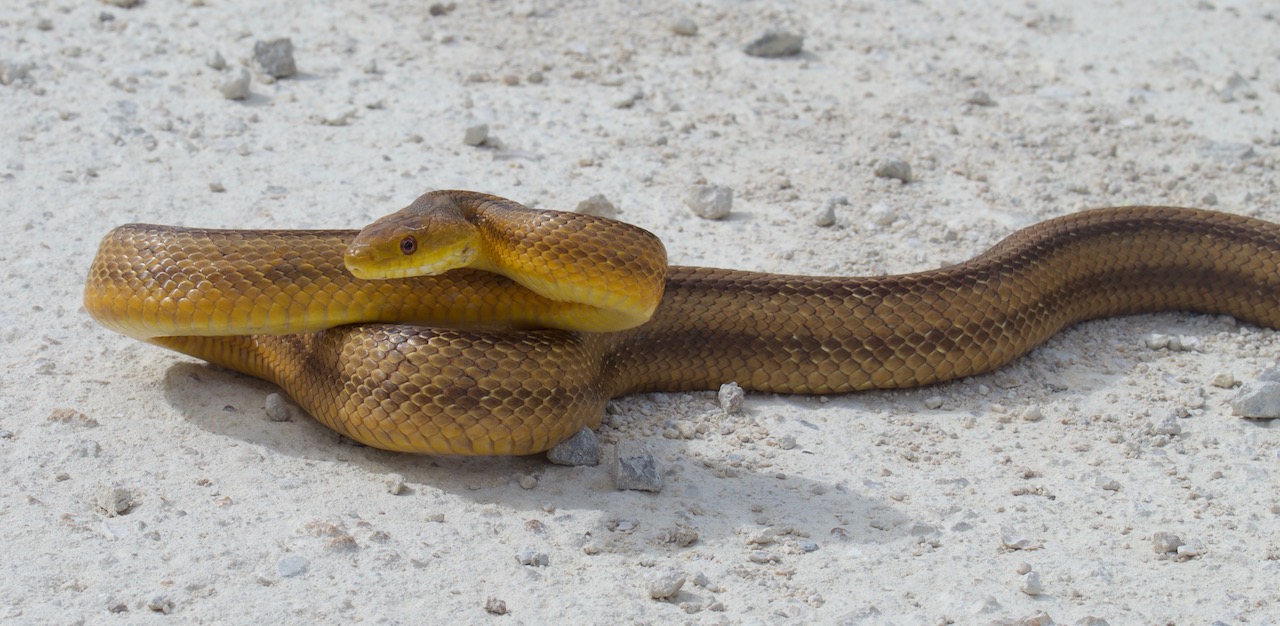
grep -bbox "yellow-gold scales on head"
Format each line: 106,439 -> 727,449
84,190 -> 1280,455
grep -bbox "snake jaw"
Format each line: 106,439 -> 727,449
344,194 -> 483,279
346,238 -> 480,279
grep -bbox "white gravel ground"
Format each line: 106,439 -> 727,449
2,1 -> 1279,624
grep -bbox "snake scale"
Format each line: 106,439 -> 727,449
84,190 -> 1280,455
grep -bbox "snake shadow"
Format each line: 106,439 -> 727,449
160,361 -> 908,550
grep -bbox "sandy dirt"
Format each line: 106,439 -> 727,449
3,1 -> 1279,623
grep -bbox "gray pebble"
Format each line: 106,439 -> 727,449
718,382 -> 744,413
0,429 -> 13,439
219,67 -> 251,101
798,540 -> 819,552
613,442 -> 663,492
547,427 -> 600,466
146,595 -> 173,614
209,181 -> 226,193
515,548 -> 549,566
102,0 -> 140,7
873,158 -> 912,183
1198,140 -> 1255,162
744,30 -> 804,58
1217,73 -> 1256,102
967,90 -> 995,106
670,17 -> 698,37
645,569 -> 686,599
1230,381 -> 1280,418
484,597 -> 507,615
814,201 -> 836,227
36,18 -> 53,31
1151,531 -> 1183,554
276,555 -> 310,577
685,184 -> 733,220
923,396 -> 943,410
205,51 -> 226,71
463,123 -> 489,146
264,393 -> 291,421
575,194 -> 619,218
254,38 -> 297,79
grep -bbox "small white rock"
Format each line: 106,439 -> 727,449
645,569 -> 686,599
685,184 -> 733,220
718,382 -> 744,413
873,158 -> 911,183
867,203 -> 898,226
670,17 -> 698,37
385,473 -> 406,495
1000,526 -> 1032,550
515,548 -> 549,567
1176,539 -> 1205,558
1231,381 -> 1280,418
1020,571 -> 1043,595
276,555 -> 310,577
1151,414 -> 1182,436
1210,372 -> 1237,389
205,50 -> 227,70
95,484 -> 132,517
218,67 -> 251,100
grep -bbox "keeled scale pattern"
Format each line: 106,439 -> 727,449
89,206 -> 1280,455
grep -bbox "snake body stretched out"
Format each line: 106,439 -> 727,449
84,190 -> 1280,455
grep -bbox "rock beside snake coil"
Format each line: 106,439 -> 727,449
84,191 -> 1280,455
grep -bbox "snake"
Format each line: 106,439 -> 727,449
84,190 -> 1280,455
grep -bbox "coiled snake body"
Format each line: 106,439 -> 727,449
85,191 -> 1280,455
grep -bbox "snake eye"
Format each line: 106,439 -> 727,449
399,235 -> 417,255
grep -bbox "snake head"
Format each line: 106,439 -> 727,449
345,192 -> 483,280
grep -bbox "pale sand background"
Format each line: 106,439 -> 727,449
3,1 -> 1279,623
